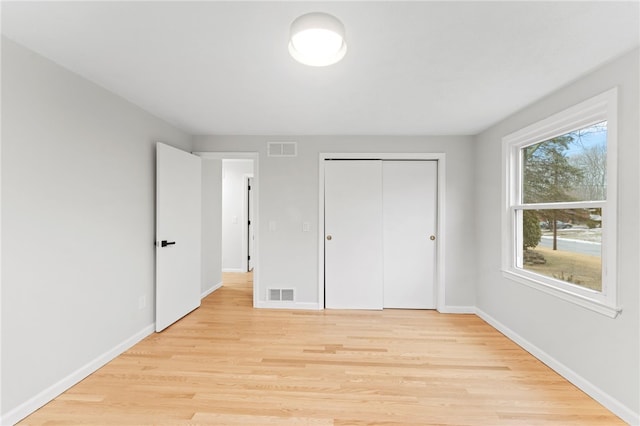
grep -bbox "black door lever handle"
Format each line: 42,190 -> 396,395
161,240 -> 176,247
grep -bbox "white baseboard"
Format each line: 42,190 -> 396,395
438,305 -> 475,314
222,268 -> 245,273
201,281 -> 223,299
475,308 -> 639,425
1,324 -> 155,426
256,301 -> 321,310
255,303 -> 475,313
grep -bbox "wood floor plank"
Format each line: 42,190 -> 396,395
18,272 -> 624,425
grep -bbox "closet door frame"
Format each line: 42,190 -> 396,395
318,152 -> 446,311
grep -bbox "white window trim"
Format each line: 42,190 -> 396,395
501,88 -> 620,318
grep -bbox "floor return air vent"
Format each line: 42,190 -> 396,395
268,288 -> 295,302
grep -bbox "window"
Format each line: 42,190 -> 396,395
502,89 -> 619,317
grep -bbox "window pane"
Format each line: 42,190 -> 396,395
522,122 -> 607,203
521,208 -> 601,291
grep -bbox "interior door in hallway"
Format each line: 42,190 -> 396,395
324,160 -> 383,309
247,177 -> 255,271
383,161 -> 437,308
155,143 -> 202,332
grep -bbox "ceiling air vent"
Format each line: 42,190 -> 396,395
268,141 -> 297,157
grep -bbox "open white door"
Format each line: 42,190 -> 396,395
248,177 -> 255,272
156,143 -> 202,332
324,160 -> 383,309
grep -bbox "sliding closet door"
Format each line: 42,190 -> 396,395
325,160 -> 383,309
383,161 -> 437,309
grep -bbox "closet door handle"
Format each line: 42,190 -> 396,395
161,240 -> 176,247
326,235 -> 332,241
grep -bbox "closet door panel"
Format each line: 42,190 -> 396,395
325,160 -> 383,309
383,161 -> 437,309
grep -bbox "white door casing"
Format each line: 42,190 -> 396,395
324,160 -> 384,309
383,161 -> 437,308
155,143 -> 202,332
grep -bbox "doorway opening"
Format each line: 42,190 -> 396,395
221,159 -> 253,273
196,152 -> 259,308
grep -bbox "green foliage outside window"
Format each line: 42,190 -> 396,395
521,124 -> 606,251
523,210 -> 542,250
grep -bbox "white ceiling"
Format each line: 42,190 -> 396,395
2,1 -> 639,136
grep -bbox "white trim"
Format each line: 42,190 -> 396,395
194,151 -> 260,309
318,158 -> 324,309
436,157 -> 446,311
194,151 -> 257,160
222,268 -> 245,273
319,152 -> 445,160
255,301 -> 321,310
501,88 -> 619,315
0,110 -> 3,422
475,308 -> 638,425
318,152 -> 446,311
501,270 -> 620,318
437,305 -> 475,314
1,324 -> 155,426
513,200 -> 605,210
201,281 -> 223,299
503,91 -> 612,147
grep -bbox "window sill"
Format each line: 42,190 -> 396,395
501,269 -> 621,318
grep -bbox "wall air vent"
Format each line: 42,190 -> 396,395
268,141 -> 297,157
268,288 -> 295,302
281,289 -> 294,301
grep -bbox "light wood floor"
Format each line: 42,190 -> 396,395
20,273 -> 623,425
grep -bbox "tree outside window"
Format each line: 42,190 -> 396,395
520,122 -> 606,291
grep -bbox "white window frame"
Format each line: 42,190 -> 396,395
501,88 -> 620,318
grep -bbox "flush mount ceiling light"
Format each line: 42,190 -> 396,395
288,12 -> 347,67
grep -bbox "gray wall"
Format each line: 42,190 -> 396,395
192,136 -> 477,309
201,159 -> 223,294
1,38 -> 192,416
474,49 -> 639,416
3,33 -> 636,424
